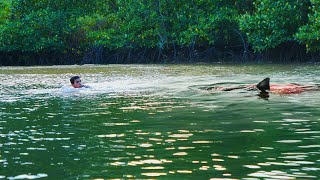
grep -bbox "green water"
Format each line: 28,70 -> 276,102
1,64 -> 320,179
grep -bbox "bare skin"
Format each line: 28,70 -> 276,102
71,78 -> 82,88
71,77 -> 90,88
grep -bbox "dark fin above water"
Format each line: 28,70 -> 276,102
256,78 -> 270,92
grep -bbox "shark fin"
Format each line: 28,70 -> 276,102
256,78 -> 270,92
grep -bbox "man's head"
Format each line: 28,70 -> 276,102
70,76 -> 82,88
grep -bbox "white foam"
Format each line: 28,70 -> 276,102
60,85 -> 81,93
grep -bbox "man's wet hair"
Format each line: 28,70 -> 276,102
70,76 -> 80,84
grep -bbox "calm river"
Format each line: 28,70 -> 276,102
0,64 -> 319,179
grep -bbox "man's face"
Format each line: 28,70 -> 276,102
72,78 -> 82,88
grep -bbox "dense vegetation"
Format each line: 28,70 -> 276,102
0,0 -> 320,65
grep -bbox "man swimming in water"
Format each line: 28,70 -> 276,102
70,76 -> 90,88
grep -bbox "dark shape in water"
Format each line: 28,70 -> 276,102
258,91 -> 270,100
204,77 -> 320,96
256,78 -> 270,92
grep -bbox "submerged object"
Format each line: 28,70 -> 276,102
256,78 -> 306,94
204,78 -> 320,95
269,84 -> 305,94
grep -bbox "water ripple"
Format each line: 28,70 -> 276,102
1,65 -> 320,179
8,174 -> 48,180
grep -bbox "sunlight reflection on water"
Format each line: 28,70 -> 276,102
1,65 -> 320,179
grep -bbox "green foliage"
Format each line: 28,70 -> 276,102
0,8 -> 70,52
10,0 -> 98,18
0,0 -> 11,25
78,0 -> 240,50
239,0 -> 308,52
295,0 -> 320,52
0,0 -> 320,60
168,0 -> 238,46
0,0 -> 102,53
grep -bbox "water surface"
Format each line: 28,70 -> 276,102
0,64 -> 320,179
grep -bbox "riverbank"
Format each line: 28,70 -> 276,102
1,43 -> 319,66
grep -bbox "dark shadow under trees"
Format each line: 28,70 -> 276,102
0,42 -> 317,66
